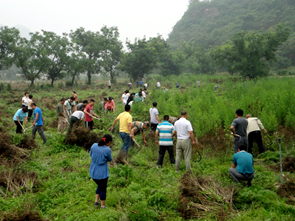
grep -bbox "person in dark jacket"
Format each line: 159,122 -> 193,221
89,134 -> 113,209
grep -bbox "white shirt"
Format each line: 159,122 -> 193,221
247,117 -> 264,134
144,83 -> 148,87
65,99 -> 75,110
71,111 -> 85,120
22,96 -> 28,106
156,82 -> 161,87
142,91 -> 146,98
149,107 -> 159,124
174,118 -> 193,139
122,93 -> 129,104
27,98 -> 33,110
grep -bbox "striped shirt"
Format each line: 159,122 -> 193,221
156,121 -> 174,146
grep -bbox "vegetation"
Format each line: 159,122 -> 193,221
0,75 -> 295,220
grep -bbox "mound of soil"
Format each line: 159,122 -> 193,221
277,179 -> 295,205
48,120 -> 58,128
16,135 -> 37,150
65,126 -> 100,151
114,151 -> 129,165
178,171 -> 236,220
1,210 -> 45,221
268,155 -> 295,173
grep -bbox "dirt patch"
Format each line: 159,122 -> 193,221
268,155 -> 295,173
65,125 -> 101,151
277,178 -> 295,205
178,171 -> 236,220
114,151 -> 129,165
16,135 -> 38,150
48,120 -> 58,128
0,209 -> 45,221
278,127 -> 295,144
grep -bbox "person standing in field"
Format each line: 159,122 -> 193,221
27,95 -> 33,121
176,82 -> 180,88
126,93 -> 135,106
142,89 -> 146,99
108,80 -> 111,89
66,109 -> 85,137
174,111 -> 196,172
139,80 -> 143,87
84,99 -> 99,130
121,90 -> 130,105
89,134 -> 113,209
21,92 -> 29,108
156,81 -> 161,89
76,100 -> 88,112
230,109 -> 248,153
246,114 -> 267,154
155,115 -> 175,168
108,105 -> 134,156
13,107 -> 28,133
150,102 -> 160,131
56,98 -> 68,133
64,97 -> 76,120
72,91 -> 78,102
104,97 -> 115,113
31,103 -> 47,144
229,143 -> 254,187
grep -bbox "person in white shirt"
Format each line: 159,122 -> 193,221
149,102 -> 160,131
197,80 -> 200,87
143,83 -> 148,90
22,92 -> 29,107
142,89 -> 146,99
156,81 -> 161,89
246,114 -> 267,154
108,80 -> 111,89
27,95 -> 33,121
64,97 -> 76,120
66,110 -> 85,137
174,111 -> 196,172
121,90 -> 130,105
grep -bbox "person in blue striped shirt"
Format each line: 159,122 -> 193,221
155,115 -> 175,167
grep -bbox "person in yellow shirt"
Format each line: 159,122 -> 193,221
109,105 -> 134,155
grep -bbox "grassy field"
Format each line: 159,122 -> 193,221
0,74 -> 295,221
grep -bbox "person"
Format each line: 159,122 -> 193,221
27,95 -> 33,121
131,121 -> 149,145
134,92 -> 144,103
229,143 -> 254,187
156,81 -> 161,89
139,80 -> 143,87
174,111 -> 196,172
66,110 -> 85,137
176,82 -> 180,88
155,115 -> 175,168
162,86 -> 168,93
76,100 -> 88,112
108,105 -> 134,156
121,90 -> 130,105
143,83 -> 148,90
142,89 -> 146,99
108,80 -> 111,89
230,109 -> 248,153
64,97 -> 76,120
56,98 -> 68,133
246,114 -> 267,154
149,102 -> 160,131
104,97 -> 115,112
136,81 -> 139,88
84,99 -> 99,130
13,107 -> 28,133
197,80 -> 200,87
126,93 -> 135,106
89,134 -> 113,209
127,82 -> 132,89
98,98 -> 108,113
22,92 -> 29,108
31,103 -> 47,144
72,91 -> 78,102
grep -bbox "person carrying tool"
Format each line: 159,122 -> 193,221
131,121 -> 149,145
84,99 -> 99,130
31,103 -> 47,144
56,98 -> 68,133
108,105 -> 134,156
246,114 -> 267,154
230,109 -> 248,153
13,107 -> 28,133
174,111 -> 196,172
155,115 -> 175,168
229,143 -> 254,187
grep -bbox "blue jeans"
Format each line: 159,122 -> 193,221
119,132 -> 131,154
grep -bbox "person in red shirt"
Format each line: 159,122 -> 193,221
104,97 -> 115,113
83,99 -> 99,130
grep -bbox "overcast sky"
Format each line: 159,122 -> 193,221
0,0 -> 189,43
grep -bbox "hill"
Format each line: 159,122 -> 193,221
168,0 -> 295,50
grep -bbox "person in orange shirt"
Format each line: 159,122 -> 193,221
104,97 -> 115,113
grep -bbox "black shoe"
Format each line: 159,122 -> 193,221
247,180 -> 252,187
94,201 -> 100,208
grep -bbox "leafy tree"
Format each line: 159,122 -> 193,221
0,26 -> 20,70
211,25 -> 291,78
66,52 -> 86,86
159,49 -> 184,76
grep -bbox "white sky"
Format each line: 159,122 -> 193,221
0,0 -> 189,43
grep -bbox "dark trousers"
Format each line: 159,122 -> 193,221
85,121 -> 94,130
66,116 -> 80,137
151,123 -> 158,131
157,145 -> 175,166
32,125 -> 47,143
14,121 -> 23,133
248,130 -> 265,154
93,177 -> 108,200
28,110 -> 33,121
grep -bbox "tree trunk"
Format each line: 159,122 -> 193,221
71,75 -> 75,86
110,69 -> 114,83
51,78 -> 54,87
30,78 -> 35,87
87,71 -> 91,85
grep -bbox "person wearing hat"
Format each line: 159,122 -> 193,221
131,121 -> 150,145
56,98 -> 68,132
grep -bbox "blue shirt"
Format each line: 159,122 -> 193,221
13,109 -> 28,121
232,151 -> 254,176
33,107 -> 43,126
156,121 -> 174,146
89,144 -> 112,180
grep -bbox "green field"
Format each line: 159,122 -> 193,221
0,75 -> 295,221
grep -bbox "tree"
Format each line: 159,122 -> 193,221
70,28 -> 105,85
100,26 -> 123,83
0,26 -> 20,70
66,52 -> 87,86
211,25 -> 291,78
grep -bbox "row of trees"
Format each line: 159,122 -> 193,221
0,24 -> 291,85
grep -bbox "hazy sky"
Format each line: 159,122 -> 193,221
0,0 -> 189,43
